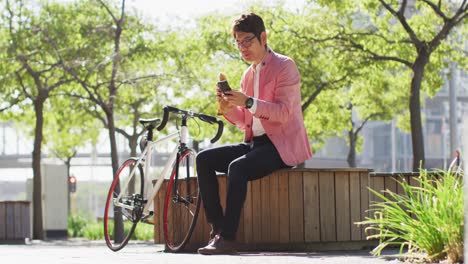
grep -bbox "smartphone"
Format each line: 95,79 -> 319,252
217,80 -> 232,94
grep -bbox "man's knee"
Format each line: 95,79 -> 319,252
196,148 -> 214,167
227,160 -> 249,185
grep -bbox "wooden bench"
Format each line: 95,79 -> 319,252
153,168 -> 422,251
0,201 -> 31,243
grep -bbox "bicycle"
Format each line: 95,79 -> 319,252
103,106 -> 223,252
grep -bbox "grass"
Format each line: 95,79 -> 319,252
357,169 -> 464,263
68,215 -> 154,241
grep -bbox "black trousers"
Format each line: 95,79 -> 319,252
196,135 -> 290,240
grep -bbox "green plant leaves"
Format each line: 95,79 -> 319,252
358,169 -> 464,263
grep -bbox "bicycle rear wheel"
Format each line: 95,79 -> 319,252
163,149 -> 201,252
104,158 -> 144,251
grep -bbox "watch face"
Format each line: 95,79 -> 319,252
246,98 -> 254,109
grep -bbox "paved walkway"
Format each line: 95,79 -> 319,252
0,239 -> 403,264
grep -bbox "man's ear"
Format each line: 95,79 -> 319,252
261,31 -> 267,47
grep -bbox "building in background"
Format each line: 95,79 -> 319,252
311,65 -> 467,172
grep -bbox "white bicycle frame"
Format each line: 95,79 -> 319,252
114,125 -> 192,217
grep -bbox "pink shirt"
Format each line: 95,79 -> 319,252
224,49 -> 312,166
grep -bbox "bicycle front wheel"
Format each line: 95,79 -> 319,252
104,158 -> 144,251
163,149 -> 201,252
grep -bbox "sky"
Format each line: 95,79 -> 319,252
126,0 -> 306,26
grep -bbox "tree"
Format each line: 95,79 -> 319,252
45,88 -> 100,178
47,0 -> 170,242
320,0 -> 468,170
2,0 -> 74,239
344,65 -> 410,167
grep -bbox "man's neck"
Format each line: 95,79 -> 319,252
253,48 -> 268,67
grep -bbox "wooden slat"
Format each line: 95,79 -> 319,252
303,171 -> 320,242
335,171 -> 350,241
260,175 -> 271,243
384,175 -> 397,200
319,171 -> 336,242
288,171 -> 304,243
219,176 -> 227,210
0,202 -> 6,239
269,173 -> 280,243
159,181 -> 168,244
153,181 -> 161,243
6,203 -> 14,240
172,181 -> 180,244
251,179 -> 262,243
409,175 -> 420,188
396,175 -> 409,196
349,172 -> 361,241
278,171 -> 290,243
243,181 -> 253,243
23,203 -> 31,239
14,203 -> 23,239
370,176 -> 385,204
180,180 -> 188,244
368,175 -> 384,237
360,172 -> 370,240
190,179 -> 204,246
161,181 -> 169,244
194,195 -> 207,246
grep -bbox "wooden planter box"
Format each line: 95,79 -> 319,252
154,168 -> 369,251
153,168 -> 426,251
0,201 -> 31,243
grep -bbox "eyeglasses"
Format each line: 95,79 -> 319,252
234,35 -> 257,49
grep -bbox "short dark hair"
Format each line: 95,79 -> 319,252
231,13 -> 265,42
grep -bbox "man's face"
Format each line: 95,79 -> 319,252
234,31 -> 266,64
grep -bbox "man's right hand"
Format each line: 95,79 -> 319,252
216,87 -> 234,115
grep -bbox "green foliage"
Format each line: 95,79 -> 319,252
68,215 -> 153,241
68,214 -> 88,238
358,169 -> 464,263
133,223 -> 155,241
1,0 -> 465,167
82,220 -> 105,240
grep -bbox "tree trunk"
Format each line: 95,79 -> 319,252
65,157 -> 71,215
129,135 -> 138,158
409,52 -> 429,171
128,135 -> 138,195
32,97 -> 45,239
347,130 -> 357,168
106,111 -> 124,242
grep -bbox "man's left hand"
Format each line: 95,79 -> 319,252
223,90 -> 249,107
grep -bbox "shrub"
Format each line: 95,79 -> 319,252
68,215 -> 155,241
68,214 -> 88,237
358,169 -> 464,263
83,220 -> 105,240
133,223 -> 155,241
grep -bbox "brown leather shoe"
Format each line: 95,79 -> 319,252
197,235 -> 237,255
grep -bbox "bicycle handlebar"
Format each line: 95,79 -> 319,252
156,106 -> 224,144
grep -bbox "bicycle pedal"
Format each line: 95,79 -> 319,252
141,212 -> 155,225
142,218 -> 155,225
